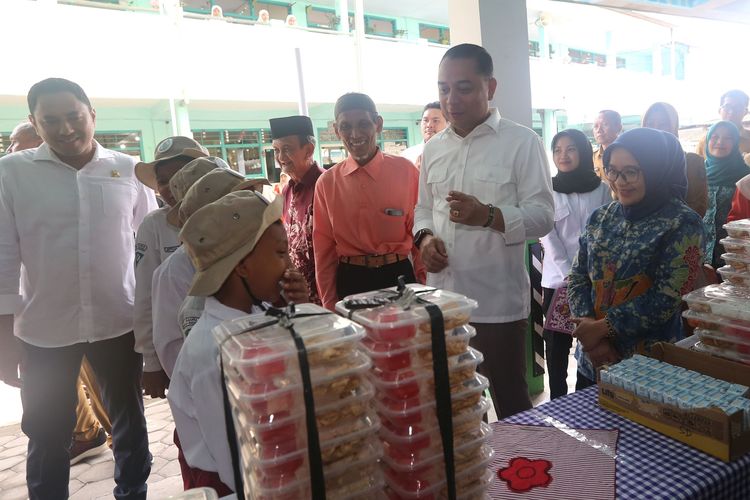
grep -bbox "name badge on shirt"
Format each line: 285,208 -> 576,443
384,208 -> 404,216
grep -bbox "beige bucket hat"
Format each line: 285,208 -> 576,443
180,191 -> 283,296
134,136 -> 208,190
165,157 -> 230,227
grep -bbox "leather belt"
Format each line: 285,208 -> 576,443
339,253 -> 407,268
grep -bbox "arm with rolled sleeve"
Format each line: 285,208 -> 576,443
313,179 -> 339,311
497,135 -> 554,244
406,163 -> 426,283
133,215 -> 163,372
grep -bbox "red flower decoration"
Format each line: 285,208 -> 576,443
498,457 -> 552,493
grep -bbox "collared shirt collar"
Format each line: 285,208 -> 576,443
203,296 -> 252,321
341,148 -> 384,179
33,141 -> 112,166
290,162 -> 324,192
445,108 -> 501,140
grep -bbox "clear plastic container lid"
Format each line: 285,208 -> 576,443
223,349 -> 371,403
683,284 -> 750,322
724,219 -> 750,240
382,444 -> 494,499
694,341 -> 750,366
720,237 -> 750,256
241,432 -> 383,497
696,328 -> 750,355
723,253 -> 750,266
683,310 -> 750,341
384,468 -> 493,500
215,304 -> 365,385
361,325 -> 476,372
717,265 -> 750,288
166,488 -> 219,500
335,285 -> 477,339
375,375 -> 490,428
368,348 -> 483,401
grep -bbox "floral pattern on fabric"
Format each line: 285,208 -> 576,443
703,185 -> 735,268
498,457 -> 552,492
568,199 -> 704,380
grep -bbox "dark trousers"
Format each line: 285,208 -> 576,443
21,332 -> 151,500
470,320 -> 532,419
542,287 -> 574,399
336,259 -> 417,300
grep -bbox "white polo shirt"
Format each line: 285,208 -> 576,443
414,109 -> 554,323
0,142 -> 156,346
134,205 -> 180,372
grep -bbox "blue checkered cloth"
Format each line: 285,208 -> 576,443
495,387 -> 750,499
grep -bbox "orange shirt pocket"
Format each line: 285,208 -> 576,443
367,209 -> 407,245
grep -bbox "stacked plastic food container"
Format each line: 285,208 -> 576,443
214,303 -> 384,500
683,219 -> 750,365
337,284 -> 494,499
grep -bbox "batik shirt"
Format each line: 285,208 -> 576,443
568,198 -> 704,380
283,163 -> 324,305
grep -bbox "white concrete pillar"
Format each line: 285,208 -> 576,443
447,0 -> 533,128
337,0 -> 349,33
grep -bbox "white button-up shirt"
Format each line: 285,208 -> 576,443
168,297 -> 260,489
152,246 -> 194,377
0,142 -> 156,346
414,109 -> 554,323
134,205 -> 180,372
540,184 -> 611,290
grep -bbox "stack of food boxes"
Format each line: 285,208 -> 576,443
337,284 -> 494,500
214,303 -> 383,500
682,219 -> 750,366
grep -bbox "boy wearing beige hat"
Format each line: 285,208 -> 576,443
152,167 -> 268,378
168,191 -> 308,493
134,137 -> 208,399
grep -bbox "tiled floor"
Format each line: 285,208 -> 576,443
0,347 -> 579,498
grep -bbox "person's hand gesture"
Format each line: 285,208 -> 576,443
419,235 -> 449,273
281,268 -> 310,304
447,191 -> 489,227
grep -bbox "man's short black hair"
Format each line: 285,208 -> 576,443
27,78 -> 92,114
334,92 -> 378,119
720,89 -> 749,108
440,43 -> 493,78
423,101 -> 441,113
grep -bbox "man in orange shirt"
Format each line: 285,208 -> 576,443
313,93 -> 423,310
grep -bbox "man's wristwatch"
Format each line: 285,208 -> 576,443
483,204 -> 495,228
414,228 -> 434,249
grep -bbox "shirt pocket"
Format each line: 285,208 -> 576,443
368,209 -> 407,245
554,205 -> 570,223
98,179 -> 135,218
473,164 -> 515,205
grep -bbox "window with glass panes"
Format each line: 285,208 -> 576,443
182,1 -> 289,20
96,132 -> 144,159
192,129 -> 272,178
419,24 -> 450,44
255,1 -> 291,20
317,127 -> 409,168
306,6 -> 338,30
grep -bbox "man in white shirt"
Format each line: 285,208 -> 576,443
0,78 -> 156,499
414,44 -> 554,418
133,136 -> 208,399
401,101 -> 448,169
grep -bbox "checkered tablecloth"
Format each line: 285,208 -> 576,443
490,387 -> 750,499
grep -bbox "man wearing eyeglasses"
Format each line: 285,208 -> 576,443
696,90 -> 750,159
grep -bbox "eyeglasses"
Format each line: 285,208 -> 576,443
604,167 -> 641,184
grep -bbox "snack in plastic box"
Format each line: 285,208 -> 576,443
361,325 -> 476,372
683,284 -> 750,323
720,237 -> 750,257
722,253 -> 750,272
368,348 -> 484,401
682,310 -> 750,342
717,265 -> 750,288
696,328 -> 750,356
335,284 -> 477,342
724,219 -> 750,240
381,420 -> 492,466
694,341 -> 750,366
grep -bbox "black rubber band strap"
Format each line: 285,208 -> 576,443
420,299 -> 456,500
